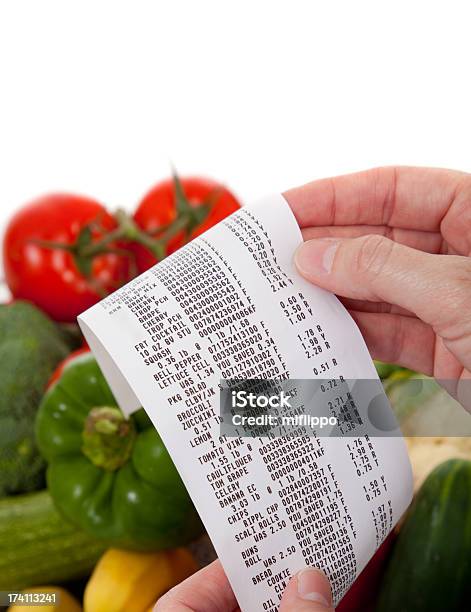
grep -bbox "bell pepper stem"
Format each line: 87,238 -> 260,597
82,407 -> 136,471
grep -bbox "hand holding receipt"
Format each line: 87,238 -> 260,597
79,188 -> 413,611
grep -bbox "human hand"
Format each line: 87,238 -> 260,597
154,560 -> 334,611
284,167 -> 471,411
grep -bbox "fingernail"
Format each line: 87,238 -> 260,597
297,568 -> 332,605
295,239 -> 339,276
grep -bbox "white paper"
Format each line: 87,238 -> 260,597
79,194 -> 412,610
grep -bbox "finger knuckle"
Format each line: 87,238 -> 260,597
355,234 -> 395,278
432,257 -> 471,333
448,259 -> 471,309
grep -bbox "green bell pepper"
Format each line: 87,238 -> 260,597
35,351 -> 203,551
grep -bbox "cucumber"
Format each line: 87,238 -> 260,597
0,490 -> 106,591
377,459 -> 471,611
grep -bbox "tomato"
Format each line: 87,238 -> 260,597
3,177 -> 240,320
3,194 -> 132,322
132,176 -> 241,272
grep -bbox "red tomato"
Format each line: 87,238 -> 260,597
3,194 -> 132,322
132,176 -> 241,272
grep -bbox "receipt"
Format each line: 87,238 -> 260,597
78,194 -> 412,610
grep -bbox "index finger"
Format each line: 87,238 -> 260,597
284,166 -> 469,234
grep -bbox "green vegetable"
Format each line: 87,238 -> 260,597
374,360 -> 414,381
0,301 -> 70,497
375,362 -> 439,428
375,360 -> 403,380
36,351 -> 203,550
0,489 -> 105,590
57,321 -> 86,352
377,459 -> 471,611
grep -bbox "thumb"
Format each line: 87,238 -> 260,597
294,235 -> 471,335
279,568 -> 334,612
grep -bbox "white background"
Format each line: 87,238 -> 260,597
0,0 -> 470,246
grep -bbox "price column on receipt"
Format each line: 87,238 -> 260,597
78,194 -> 412,611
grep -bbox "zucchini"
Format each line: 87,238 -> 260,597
377,459 -> 471,611
0,490 -> 106,591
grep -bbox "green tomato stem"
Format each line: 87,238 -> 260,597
28,173 -> 215,288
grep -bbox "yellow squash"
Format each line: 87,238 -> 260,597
84,547 -> 198,612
